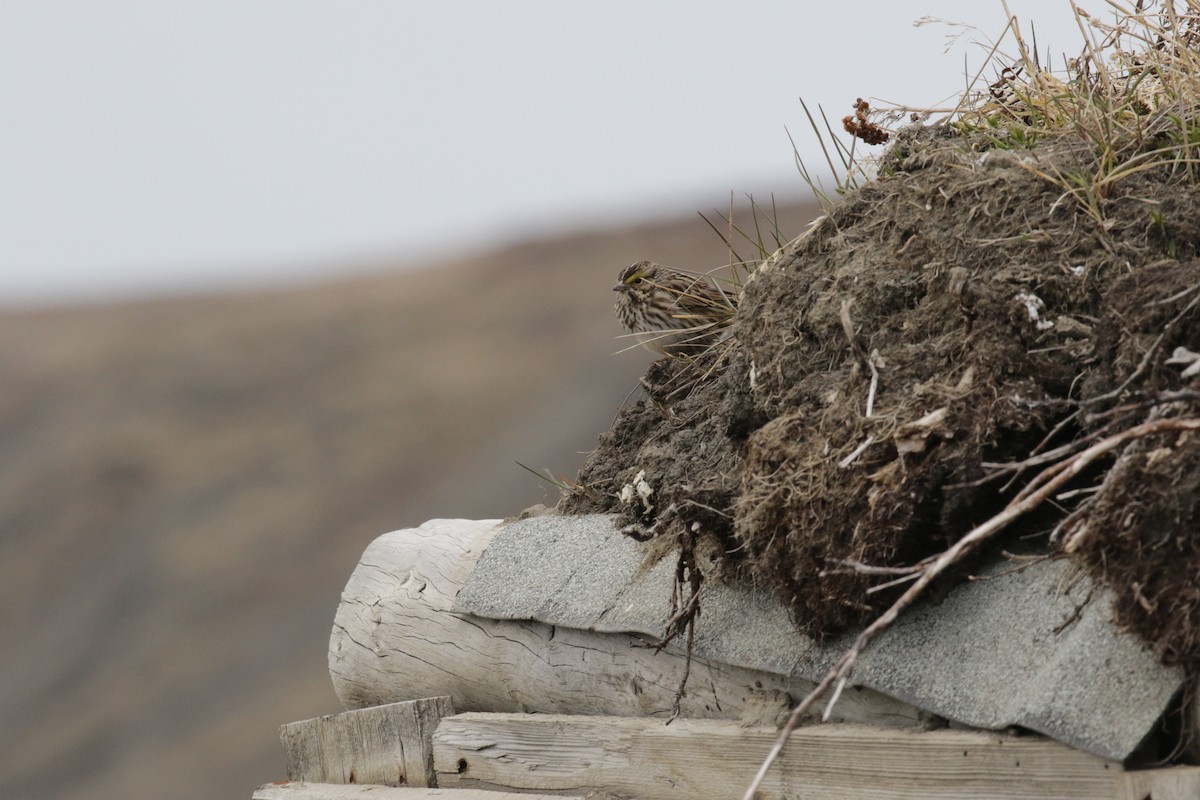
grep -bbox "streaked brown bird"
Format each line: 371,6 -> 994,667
612,260 -> 737,356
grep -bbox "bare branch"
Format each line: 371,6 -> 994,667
741,416 -> 1200,800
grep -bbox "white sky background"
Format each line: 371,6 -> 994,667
1,1 -> 1101,305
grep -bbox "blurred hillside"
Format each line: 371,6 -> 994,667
0,199 -> 818,800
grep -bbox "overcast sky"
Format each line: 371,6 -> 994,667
1,2 -> 1096,304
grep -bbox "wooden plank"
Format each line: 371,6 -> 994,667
253,782 -> 571,799
330,520 -> 926,728
434,714 -> 1126,800
1115,766 -> 1200,800
280,697 -> 454,787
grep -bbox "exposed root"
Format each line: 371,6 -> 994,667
621,502 -> 706,724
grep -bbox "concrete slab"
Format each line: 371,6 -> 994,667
453,513 -> 1183,762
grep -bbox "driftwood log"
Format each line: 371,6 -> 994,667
328,519 -> 924,726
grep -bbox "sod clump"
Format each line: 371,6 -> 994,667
562,1 -> 1200,666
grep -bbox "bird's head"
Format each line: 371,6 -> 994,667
613,261 -> 659,297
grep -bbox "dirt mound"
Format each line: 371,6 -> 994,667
564,125 -> 1200,657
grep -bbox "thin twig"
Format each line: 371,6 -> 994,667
966,553 -> 1050,581
1146,275 -> 1200,306
740,416 -> 1200,800
866,350 -> 883,418
821,558 -> 926,577
1056,485 -> 1102,501
822,676 -> 849,722
837,436 -> 875,469
1049,499 -> 1093,545
1086,389 -> 1200,422
947,414 -> 1126,493
866,571 -> 923,594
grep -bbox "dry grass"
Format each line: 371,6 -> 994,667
798,1 -> 1200,223
959,1 -> 1200,222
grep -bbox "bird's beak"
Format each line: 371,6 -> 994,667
612,283 -> 626,292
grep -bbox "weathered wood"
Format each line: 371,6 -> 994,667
329,519 -> 925,726
253,782 -> 571,799
1115,766 -> 1200,800
280,697 -> 454,787
434,713 -> 1126,800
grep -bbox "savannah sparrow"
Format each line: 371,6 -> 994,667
612,260 -> 737,356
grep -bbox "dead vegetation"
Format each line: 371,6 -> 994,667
563,0 -> 1200,695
